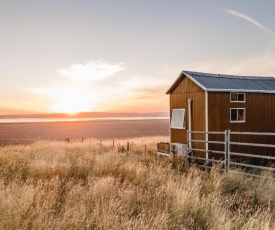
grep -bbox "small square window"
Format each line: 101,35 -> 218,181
230,108 -> 245,123
171,109 -> 185,129
231,109 -> 237,121
231,93 -> 238,101
238,94 -> 245,101
230,93 -> 245,102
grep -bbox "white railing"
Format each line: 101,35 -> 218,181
187,130 -> 227,172
186,130 -> 275,180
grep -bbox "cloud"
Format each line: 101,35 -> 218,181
57,61 -> 125,81
226,9 -> 271,33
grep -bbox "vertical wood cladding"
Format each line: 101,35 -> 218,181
170,77 -> 205,147
208,92 -> 275,157
208,92 -> 275,132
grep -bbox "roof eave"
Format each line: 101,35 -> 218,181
184,72 -> 207,91
166,71 -> 207,94
206,89 -> 275,93
166,71 -> 185,94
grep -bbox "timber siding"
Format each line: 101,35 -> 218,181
208,92 -> 275,132
208,92 -> 275,156
170,77 -> 205,148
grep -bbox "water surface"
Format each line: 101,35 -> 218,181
0,117 -> 169,124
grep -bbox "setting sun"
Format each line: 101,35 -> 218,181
51,90 -> 96,114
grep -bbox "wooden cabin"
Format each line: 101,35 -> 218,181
165,70 -> 275,162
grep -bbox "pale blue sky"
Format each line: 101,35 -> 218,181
1,0 -> 275,114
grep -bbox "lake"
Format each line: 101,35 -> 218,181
0,117 -> 169,124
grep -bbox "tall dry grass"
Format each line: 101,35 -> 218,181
0,136 -> 275,229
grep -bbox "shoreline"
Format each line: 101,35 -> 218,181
0,117 -> 169,125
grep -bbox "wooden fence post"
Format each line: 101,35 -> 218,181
127,142 -> 130,151
212,157 -> 215,168
113,139 -> 115,151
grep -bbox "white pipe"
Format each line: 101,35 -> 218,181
188,98 -> 192,149
205,91 -> 209,159
169,97 -> 172,157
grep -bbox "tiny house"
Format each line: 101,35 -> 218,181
165,70 -> 275,160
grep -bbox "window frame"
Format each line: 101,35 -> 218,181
230,108 -> 246,123
170,109 -> 185,129
230,93 -> 246,103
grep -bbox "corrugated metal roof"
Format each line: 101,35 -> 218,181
166,71 -> 275,94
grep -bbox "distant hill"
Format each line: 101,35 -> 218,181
0,112 -> 169,119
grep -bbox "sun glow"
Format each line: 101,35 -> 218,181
51,90 -> 96,114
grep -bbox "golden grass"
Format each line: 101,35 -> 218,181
0,136 -> 274,229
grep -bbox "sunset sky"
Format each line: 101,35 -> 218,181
1,1 -> 275,114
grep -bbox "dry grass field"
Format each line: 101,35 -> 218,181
0,137 -> 275,229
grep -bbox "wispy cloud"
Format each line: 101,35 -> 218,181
226,9 -> 271,32
57,61 -> 125,81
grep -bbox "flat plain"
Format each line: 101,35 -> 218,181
0,119 -> 169,145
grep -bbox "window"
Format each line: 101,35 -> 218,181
171,109 -> 185,129
230,108 -> 245,122
230,93 -> 245,102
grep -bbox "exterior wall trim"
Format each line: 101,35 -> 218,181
184,72 -> 207,91
205,91 -> 209,159
166,71 -> 207,94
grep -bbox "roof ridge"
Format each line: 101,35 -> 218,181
183,70 -> 274,79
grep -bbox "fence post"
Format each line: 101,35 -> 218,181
227,130 -> 230,172
113,139 -> 115,151
212,157 -> 215,168
224,130 -> 228,172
